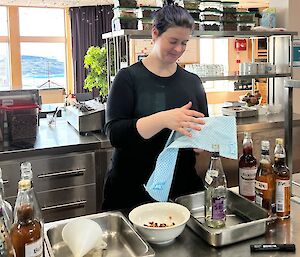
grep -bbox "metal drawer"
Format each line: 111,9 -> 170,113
0,163 -> 19,198
38,184 -> 96,222
0,151 -> 96,195
31,152 -> 96,192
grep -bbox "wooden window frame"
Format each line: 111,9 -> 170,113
1,6 -> 73,94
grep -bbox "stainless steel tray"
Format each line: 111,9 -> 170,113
45,211 -> 155,257
175,190 -> 272,247
222,106 -> 257,118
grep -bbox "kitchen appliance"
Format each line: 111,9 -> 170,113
65,98 -> 105,133
0,90 -> 40,143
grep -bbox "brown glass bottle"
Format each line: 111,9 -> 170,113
255,140 -> 275,214
10,180 -> 43,257
273,138 -> 290,219
239,132 -> 257,201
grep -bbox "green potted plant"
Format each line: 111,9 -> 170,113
83,46 -> 108,103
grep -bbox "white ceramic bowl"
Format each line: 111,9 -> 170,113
129,202 -> 190,245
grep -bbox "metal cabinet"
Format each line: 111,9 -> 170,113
1,151 -> 98,222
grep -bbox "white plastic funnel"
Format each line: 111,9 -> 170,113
62,218 -> 107,257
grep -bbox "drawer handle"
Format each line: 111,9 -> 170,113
37,168 -> 85,179
41,200 -> 87,211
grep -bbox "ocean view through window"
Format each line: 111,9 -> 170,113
19,7 -> 67,89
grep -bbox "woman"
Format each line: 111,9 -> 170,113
103,4 -> 208,211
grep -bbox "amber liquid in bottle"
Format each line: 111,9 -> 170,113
255,141 -> 275,214
11,205 -> 43,257
239,132 -> 257,201
273,139 -> 290,219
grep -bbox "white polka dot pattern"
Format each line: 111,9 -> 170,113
145,116 -> 237,202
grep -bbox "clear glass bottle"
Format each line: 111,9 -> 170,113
205,144 -> 227,228
273,138 -> 290,219
0,168 -> 13,229
0,195 -> 16,257
255,140 -> 275,214
239,131 -> 257,201
20,162 -> 44,225
10,179 -> 43,257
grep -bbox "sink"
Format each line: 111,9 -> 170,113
45,211 -> 155,257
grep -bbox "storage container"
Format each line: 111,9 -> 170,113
221,1 -> 238,13
112,17 -> 138,31
200,10 -> 222,21
183,0 -> 200,9
138,18 -> 153,30
200,21 -> 221,31
194,19 -> 201,30
187,9 -> 200,19
113,0 -> 137,7
199,1 -> 222,12
237,22 -> 255,31
237,12 -> 255,23
4,104 -> 39,142
222,21 -> 237,31
222,12 -> 237,22
113,7 -> 137,19
137,6 -> 159,19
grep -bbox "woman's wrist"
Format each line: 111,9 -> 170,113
136,111 -> 166,139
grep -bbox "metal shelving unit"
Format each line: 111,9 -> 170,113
102,29 -> 298,103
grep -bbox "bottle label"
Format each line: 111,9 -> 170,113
25,237 -> 43,257
212,196 -> 225,220
205,169 -> 218,185
255,180 -> 268,191
276,179 -> 290,213
255,194 -> 263,206
239,167 -> 257,197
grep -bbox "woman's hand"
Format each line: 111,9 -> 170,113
160,102 -> 205,137
137,101 -> 205,139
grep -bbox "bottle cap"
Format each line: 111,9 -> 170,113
275,138 -> 283,145
18,179 -> 31,190
20,162 -> 33,180
212,144 -> 219,152
261,140 -> 270,149
244,131 -> 251,139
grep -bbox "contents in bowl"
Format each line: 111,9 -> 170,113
144,221 -> 176,228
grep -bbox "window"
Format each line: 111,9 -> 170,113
19,7 -> 65,36
200,38 -> 233,92
21,43 -> 66,89
0,6 -> 10,89
19,7 -> 66,89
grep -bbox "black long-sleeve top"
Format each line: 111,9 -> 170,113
102,61 -> 208,210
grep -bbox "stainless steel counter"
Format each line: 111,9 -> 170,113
44,187 -> 300,257
0,118 -> 111,161
236,112 -> 300,132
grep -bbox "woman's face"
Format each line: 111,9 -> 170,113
152,26 -> 191,64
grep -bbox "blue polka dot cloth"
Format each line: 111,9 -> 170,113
145,116 -> 237,202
